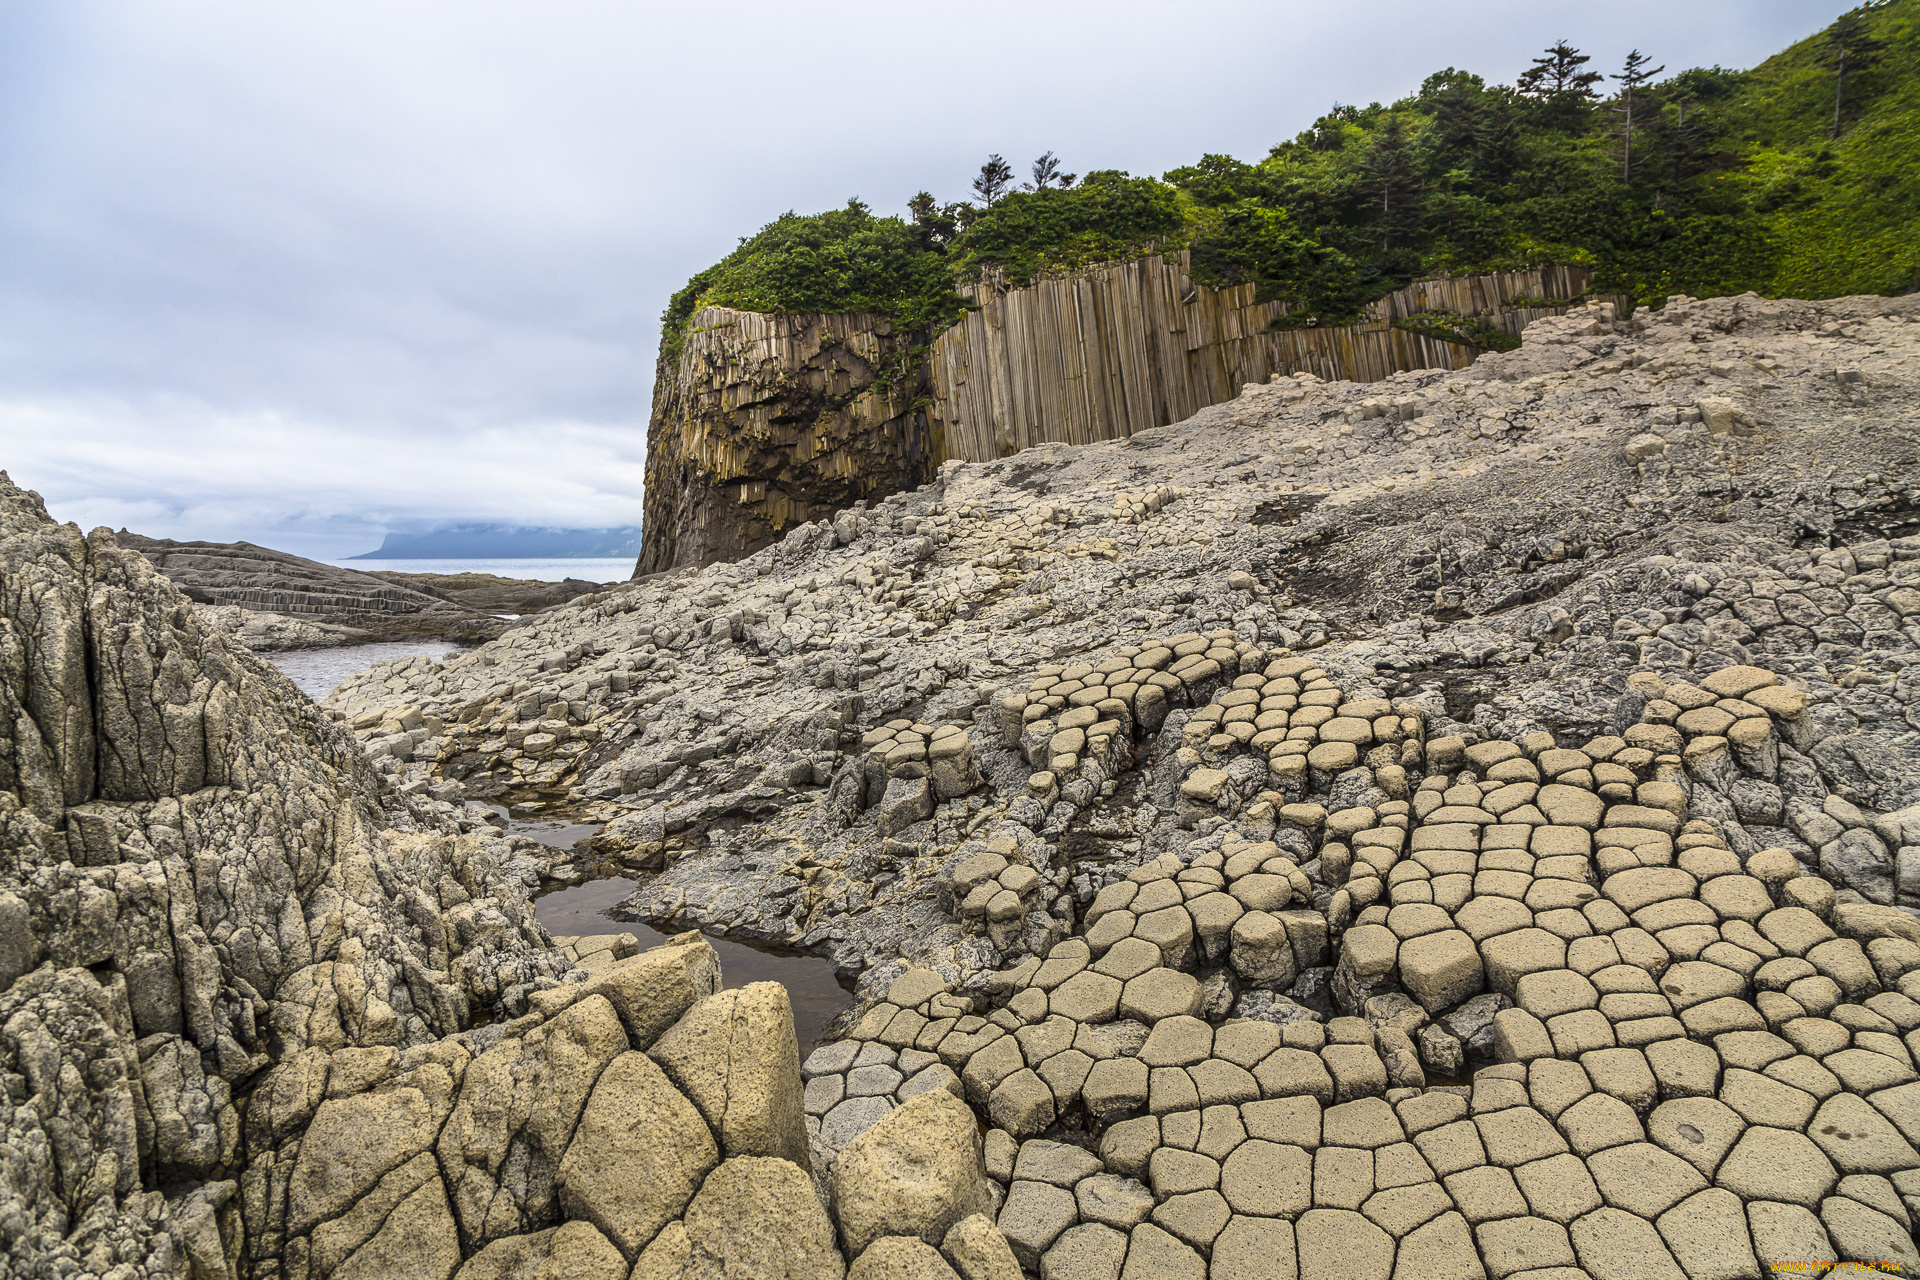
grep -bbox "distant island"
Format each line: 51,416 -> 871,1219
347,523 -> 642,559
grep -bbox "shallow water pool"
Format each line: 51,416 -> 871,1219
534,877 -> 854,1050
266,639 -> 464,700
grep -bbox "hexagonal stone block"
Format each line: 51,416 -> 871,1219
1296,1208 -> 1393,1280
1120,1222 -> 1206,1280
998,1179 -> 1078,1269
1132,1017 -> 1209,1070
1076,1173 -> 1154,1230
1048,971 -> 1123,1024
1808,1092 -> 1920,1174
1398,929 -> 1485,1011
1041,1222 -> 1127,1280
989,1069 -> 1056,1138
1568,1206 -> 1684,1280
1082,1058 -> 1149,1122
1587,1142 -> 1709,1220
1210,1215 -> 1298,1280
1482,929 -> 1568,998
1119,969 -> 1203,1023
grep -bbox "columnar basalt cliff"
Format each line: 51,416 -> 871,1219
639,309 -> 936,575
927,257 -> 1606,461
640,263 -> 1609,572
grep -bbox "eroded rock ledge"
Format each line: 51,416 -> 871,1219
119,533 -> 511,649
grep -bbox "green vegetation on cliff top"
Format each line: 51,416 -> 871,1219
664,1 -> 1917,353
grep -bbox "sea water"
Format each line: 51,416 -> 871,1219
263,581 -> 852,1043
533,876 -> 854,1050
326,557 -> 635,581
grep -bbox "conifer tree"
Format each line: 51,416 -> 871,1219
971,155 -> 1014,206
1517,41 -> 1603,130
907,192 -> 959,249
1820,6 -> 1889,137
1024,152 -> 1075,191
1610,49 -> 1666,184
1366,114 -> 1424,254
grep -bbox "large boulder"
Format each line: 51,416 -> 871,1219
321,1171 -> 463,1280
289,1084 -> 453,1241
576,932 -> 722,1048
680,1156 -> 846,1279
940,1214 -> 1023,1280
453,1221 -> 628,1280
849,1236 -> 962,1279
437,995 -> 629,1247
649,982 -> 811,1167
556,1051 -> 719,1258
830,1090 -> 993,1255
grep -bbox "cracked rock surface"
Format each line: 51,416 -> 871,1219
8,290 -> 1920,1279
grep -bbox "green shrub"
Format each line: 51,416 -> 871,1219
660,201 -> 965,357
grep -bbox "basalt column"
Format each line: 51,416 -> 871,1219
637,307 -> 935,574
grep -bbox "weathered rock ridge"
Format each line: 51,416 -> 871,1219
366,570 -> 609,617
120,534 -> 510,649
1,486 -> 571,1275
326,292 -> 1920,1274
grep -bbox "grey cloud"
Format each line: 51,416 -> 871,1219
0,0 -> 1837,557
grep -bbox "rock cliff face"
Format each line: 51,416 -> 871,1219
640,262 -> 1607,572
337,292 -> 1920,1275
639,309 -> 935,575
927,257 -> 1606,462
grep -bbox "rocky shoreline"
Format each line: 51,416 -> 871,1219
6,291 -> 1920,1277
119,535 -> 614,652
363,569 -> 609,616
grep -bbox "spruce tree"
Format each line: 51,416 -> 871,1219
971,155 -> 1014,207
1820,6 -> 1889,137
1610,49 -> 1666,184
1367,114 -> 1424,255
1517,41 -> 1603,130
1024,152 -> 1074,191
907,192 -> 959,249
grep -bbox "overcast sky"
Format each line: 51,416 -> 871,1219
0,1 -> 1837,559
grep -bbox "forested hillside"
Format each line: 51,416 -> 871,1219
663,1 -> 1917,350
